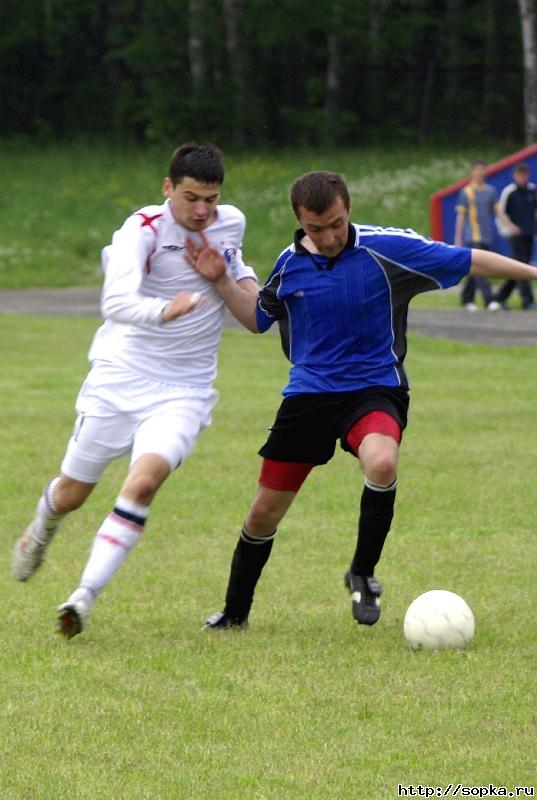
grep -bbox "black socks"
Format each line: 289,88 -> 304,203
223,528 -> 276,619
350,479 -> 396,576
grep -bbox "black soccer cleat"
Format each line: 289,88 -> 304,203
203,610 -> 248,630
344,571 -> 383,626
56,602 -> 87,639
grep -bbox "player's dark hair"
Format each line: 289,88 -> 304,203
168,143 -> 224,186
513,161 -> 529,173
290,171 -> 350,216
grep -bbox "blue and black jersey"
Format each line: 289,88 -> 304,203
256,224 -> 471,395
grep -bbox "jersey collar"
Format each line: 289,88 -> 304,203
294,223 -> 357,271
293,222 -> 356,254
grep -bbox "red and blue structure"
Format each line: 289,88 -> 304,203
429,143 -> 537,260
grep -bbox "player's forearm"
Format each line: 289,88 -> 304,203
100,248 -> 168,325
470,249 -> 537,281
101,287 -> 167,326
214,274 -> 259,332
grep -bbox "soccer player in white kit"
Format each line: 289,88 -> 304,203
12,143 -> 258,638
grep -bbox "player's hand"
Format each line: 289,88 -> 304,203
185,234 -> 227,282
161,291 -> 202,322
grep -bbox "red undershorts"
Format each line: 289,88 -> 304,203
259,410 -> 401,492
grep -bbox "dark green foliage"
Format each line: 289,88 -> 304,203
0,0 -> 525,146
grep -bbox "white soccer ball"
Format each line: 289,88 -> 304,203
404,590 -> 475,650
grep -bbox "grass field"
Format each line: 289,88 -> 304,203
1,141 -> 509,290
1,315 -> 536,799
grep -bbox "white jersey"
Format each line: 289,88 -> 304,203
88,199 -> 257,387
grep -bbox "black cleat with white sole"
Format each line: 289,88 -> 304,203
344,571 -> 383,626
203,611 -> 248,630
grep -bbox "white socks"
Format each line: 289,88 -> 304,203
79,496 -> 149,599
34,477 -> 64,542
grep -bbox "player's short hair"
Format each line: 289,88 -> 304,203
290,171 -> 350,217
513,161 -> 529,174
168,143 -> 224,186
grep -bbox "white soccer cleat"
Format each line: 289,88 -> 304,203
56,590 -> 93,640
12,522 -> 53,581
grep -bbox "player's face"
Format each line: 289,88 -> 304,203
297,196 -> 351,257
514,170 -> 529,187
163,176 -> 221,231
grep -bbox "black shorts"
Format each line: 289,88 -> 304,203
258,387 -> 409,464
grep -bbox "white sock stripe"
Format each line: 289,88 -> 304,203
364,477 -> 397,492
81,521 -> 140,596
241,527 -> 277,544
45,477 -> 62,516
115,495 -> 150,519
97,532 -> 131,549
99,510 -> 144,547
109,511 -> 145,534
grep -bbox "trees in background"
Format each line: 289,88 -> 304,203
518,0 -> 537,144
0,0 -> 533,147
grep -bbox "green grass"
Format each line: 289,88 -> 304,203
1,316 -> 536,799
0,141 -> 508,289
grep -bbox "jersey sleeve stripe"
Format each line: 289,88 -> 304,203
365,247 -> 444,289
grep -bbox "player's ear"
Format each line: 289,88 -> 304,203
162,177 -> 173,197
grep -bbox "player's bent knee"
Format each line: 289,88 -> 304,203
367,452 -> 397,485
123,474 -> 162,504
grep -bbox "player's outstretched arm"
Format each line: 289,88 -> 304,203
470,249 -> 537,281
185,235 -> 259,332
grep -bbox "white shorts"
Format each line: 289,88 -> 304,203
61,361 -> 219,483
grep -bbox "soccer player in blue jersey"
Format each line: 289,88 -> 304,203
186,170 -> 537,630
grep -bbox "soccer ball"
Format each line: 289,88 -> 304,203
403,590 -> 475,650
